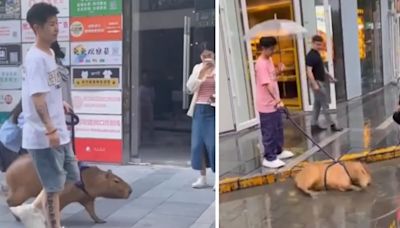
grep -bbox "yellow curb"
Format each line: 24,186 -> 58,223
219,146 -> 400,194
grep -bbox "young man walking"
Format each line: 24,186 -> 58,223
306,35 -> 342,132
255,37 -> 294,169
10,3 -> 79,228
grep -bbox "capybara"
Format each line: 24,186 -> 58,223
6,154 -> 132,223
294,161 -> 371,198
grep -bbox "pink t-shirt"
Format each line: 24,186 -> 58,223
255,56 -> 280,113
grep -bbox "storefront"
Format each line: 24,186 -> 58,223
0,0 -> 215,165
220,0 -> 396,134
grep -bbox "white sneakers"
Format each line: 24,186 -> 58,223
278,150 -> 295,160
192,176 -> 208,189
262,158 -> 286,168
10,204 -> 46,228
262,150 -> 295,169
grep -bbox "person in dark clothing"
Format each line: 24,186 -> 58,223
306,35 -> 342,132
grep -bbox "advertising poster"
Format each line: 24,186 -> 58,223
22,17 -> 70,42
71,66 -> 121,89
71,41 -> 122,65
0,44 -> 21,65
22,0 -> 69,19
23,42 -> 70,65
0,90 -> 20,112
71,91 -> 122,114
75,114 -> 122,139
70,0 -> 122,17
0,67 -> 21,89
75,138 -> 122,163
70,15 -> 122,41
0,20 -> 21,43
0,0 -> 20,19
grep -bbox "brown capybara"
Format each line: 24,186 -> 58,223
294,161 -> 371,198
6,154 -> 132,223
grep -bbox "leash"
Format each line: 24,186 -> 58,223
65,112 -> 91,196
280,107 -> 351,190
65,112 -> 79,155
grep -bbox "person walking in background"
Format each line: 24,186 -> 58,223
306,35 -> 342,132
187,50 -> 215,189
0,101 -> 26,191
255,37 -> 294,169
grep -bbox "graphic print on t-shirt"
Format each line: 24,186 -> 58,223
48,69 -> 62,88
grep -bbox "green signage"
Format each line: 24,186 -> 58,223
0,112 -> 9,125
71,0 -> 122,17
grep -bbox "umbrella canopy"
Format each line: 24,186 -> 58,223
244,19 -> 307,40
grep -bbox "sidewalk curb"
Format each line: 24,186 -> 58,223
219,146 -> 399,194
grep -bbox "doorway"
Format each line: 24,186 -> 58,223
130,0 -> 215,166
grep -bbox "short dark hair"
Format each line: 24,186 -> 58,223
259,37 -> 277,49
26,3 -> 59,29
312,35 -> 324,43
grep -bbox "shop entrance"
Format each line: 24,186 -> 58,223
129,0 -> 215,166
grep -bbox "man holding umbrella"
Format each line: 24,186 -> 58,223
255,37 -> 294,168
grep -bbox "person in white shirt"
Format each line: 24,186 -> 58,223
9,3 -> 79,228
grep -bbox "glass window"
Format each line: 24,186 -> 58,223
357,0 -> 383,94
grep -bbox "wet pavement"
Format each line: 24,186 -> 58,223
220,158 -> 400,228
220,85 -> 400,179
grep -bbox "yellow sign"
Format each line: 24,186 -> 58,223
73,78 -> 119,88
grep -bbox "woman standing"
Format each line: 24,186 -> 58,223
187,50 -> 215,189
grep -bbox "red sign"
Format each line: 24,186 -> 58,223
70,15 -> 122,41
75,138 -> 122,163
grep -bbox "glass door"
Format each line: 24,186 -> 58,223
300,0 -> 337,111
220,0 -> 257,131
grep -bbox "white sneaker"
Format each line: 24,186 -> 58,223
278,150 -> 295,159
262,158 -> 285,168
10,204 -> 46,228
192,176 -> 208,189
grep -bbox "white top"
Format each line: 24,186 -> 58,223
21,45 -> 70,149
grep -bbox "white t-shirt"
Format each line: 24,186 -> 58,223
22,45 -> 70,149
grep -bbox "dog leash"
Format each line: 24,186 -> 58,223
280,107 -> 351,190
65,111 -> 79,155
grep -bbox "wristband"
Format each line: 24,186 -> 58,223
45,128 -> 57,136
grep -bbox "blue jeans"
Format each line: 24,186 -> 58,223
260,111 -> 284,161
191,104 -> 215,172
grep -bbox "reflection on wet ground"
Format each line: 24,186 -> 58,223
220,86 -> 400,179
220,158 -> 400,228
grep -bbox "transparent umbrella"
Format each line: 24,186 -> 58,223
244,16 -> 307,40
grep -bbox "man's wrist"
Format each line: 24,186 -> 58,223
45,128 -> 57,136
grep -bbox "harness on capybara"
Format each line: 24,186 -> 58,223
66,112 -> 91,196
281,108 -> 352,190
74,163 -> 91,196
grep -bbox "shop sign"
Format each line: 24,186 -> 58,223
70,0 -> 122,17
71,66 -> 121,89
0,112 -> 9,125
0,67 -> 21,89
75,138 -> 122,163
70,15 -> 122,41
71,41 -> 122,65
0,20 -> 21,43
22,18 -> 69,42
23,42 -> 70,65
0,90 -> 20,112
0,0 -> 20,19
71,91 -> 122,114
0,44 -> 21,65
22,0 -> 69,19
75,114 -> 122,139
